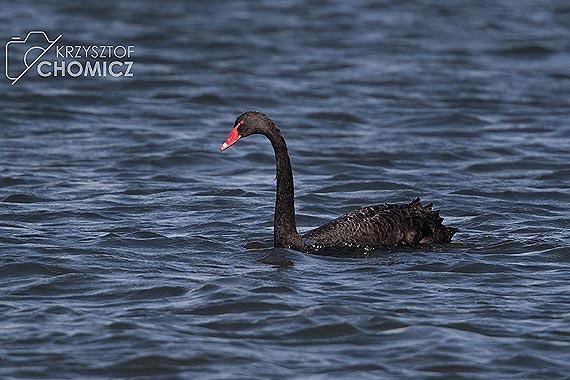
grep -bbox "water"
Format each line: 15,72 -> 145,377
1,1 -> 570,379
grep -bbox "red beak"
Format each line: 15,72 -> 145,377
220,127 -> 241,152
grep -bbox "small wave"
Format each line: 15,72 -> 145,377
188,301 -> 295,316
103,227 -> 165,239
537,169 -> 570,181
11,273 -> 89,297
288,322 -> 362,340
0,262 -> 77,278
495,45 -> 555,58
0,177 -> 28,187
128,285 -> 187,300
96,355 -> 192,377
121,187 -> 177,196
449,261 -> 516,274
194,188 -> 257,197
1,194 -> 51,203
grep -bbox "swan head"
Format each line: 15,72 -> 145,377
220,111 -> 273,151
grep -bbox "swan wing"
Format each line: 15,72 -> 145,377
302,198 -> 457,246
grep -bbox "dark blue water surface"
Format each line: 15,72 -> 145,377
1,1 -> 570,379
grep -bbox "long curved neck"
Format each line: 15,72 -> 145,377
263,123 -> 303,248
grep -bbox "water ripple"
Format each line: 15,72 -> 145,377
1,1 -> 570,379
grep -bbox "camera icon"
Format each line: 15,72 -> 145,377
5,31 -> 61,83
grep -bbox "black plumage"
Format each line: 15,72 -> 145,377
221,111 -> 457,255
303,198 -> 457,247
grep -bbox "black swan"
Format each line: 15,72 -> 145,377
220,111 -> 457,255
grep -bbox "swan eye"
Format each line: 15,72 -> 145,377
235,120 -> 248,135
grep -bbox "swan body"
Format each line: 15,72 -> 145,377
220,111 -> 457,255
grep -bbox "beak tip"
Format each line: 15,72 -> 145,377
221,127 -> 240,152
